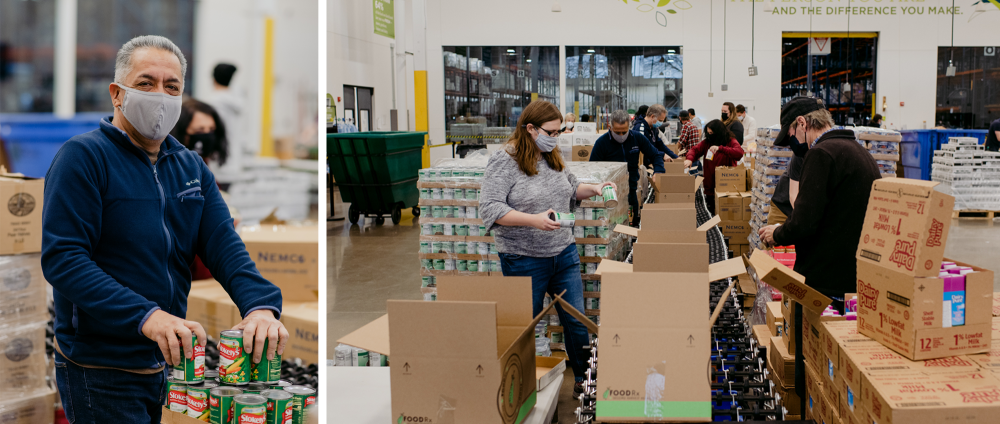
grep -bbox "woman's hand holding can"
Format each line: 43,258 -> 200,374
533,209 -> 561,231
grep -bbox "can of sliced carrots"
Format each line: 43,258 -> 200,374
219,330 -> 250,385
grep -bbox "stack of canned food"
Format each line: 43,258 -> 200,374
332,343 -> 389,367
165,329 -> 317,423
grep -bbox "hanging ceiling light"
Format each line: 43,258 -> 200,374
763,0 -> 775,13
552,1 -> 562,12
947,0 -> 957,76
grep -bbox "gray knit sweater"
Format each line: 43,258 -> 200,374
480,148 -> 581,257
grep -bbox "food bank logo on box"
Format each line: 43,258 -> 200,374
397,413 -> 433,423
926,218 -> 944,247
888,240 -> 916,271
961,389 -> 1000,404
603,387 -> 641,400
858,280 -> 879,311
782,282 -> 807,300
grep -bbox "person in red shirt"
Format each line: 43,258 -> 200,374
676,110 -> 700,156
684,119 -> 744,214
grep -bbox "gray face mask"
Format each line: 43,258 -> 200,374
611,130 -> 628,143
534,132 -> 559,153
115,83 -> 183,141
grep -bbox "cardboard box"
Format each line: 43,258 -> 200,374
572,145 -> 593,161
767,302 -> 785,338
339,276 -> 595,424
769,336 -> 796,384
0,389 -> 55,424
781,300 -> 799,352
535,357 -> 566,391
662,161 -> 686,174
805,359 -> 825,420
239,225 -> 318,301
993,292 -> 1000,317
639,207 -> 697,230
856,178 -> 955,277
767,358 -> 802,415
967,339 -> 1000,372
753,324 -> 773,349
653,174 -> 698,193
281,302 -> 319,364
742,195 -> 752,222
0,321 -> 49,398
718,220 -> 751,245
715,165 -> 747,192
0,173 -> 43,255
748,251 -> 833,314
596,265 -> 711,422
161,407 -> 210,424
855,258 -> 993,360
655,192 -> 697,204
861,370 -> 1000,424
716,192 -> 750,221
0,253 -> 48,327
185,282 -> 241,338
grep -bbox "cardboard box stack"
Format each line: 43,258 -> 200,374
855,178 -> 993,361
0,171 -> 55,423
932,136 -> 1000,211
338,276 -> 596,423
414,156 -> 629,356
845,126 -> 902,179
715,165 -> 752,257
749,126 -> 791,249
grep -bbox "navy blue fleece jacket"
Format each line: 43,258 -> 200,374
589,130 -> 666,206
42,117 -> 282,370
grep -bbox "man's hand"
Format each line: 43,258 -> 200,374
141,309 -> 206,367
663,154 -> 673,162
233,309 -> 289,364
531,209 -> 561,231
759,224 -> 779,248
684,160 -> 693,168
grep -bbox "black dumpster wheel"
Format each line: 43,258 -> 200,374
348,205 -> 360,224
391,205 -> 403,225
375,215 -> 386,225
411,206 -> 421,217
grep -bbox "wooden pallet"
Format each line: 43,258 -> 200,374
952,210 -> 998,220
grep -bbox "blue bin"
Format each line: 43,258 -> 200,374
899,129 -> 989,181
903,165 -> 925,180
0,113 -> 106,178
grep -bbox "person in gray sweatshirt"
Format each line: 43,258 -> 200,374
479,100 -> 615,398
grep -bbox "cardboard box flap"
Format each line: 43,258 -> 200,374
637,230 -> 707,244
601,271 -> 708,328
337,314 -> 391,356
596,259 -> 633,275
633,242 -> 709,273
695,176 -> 704,191
748,251 -> 832,314
437,276 -> 533,351
641,208 -> 697,230
389,300 -> 501,358
613,224 -> 638,237
878,176 -> 938,189
697,215 -> 722,231
238,225 -> 318,243
518,291 -> 599,346
708,257 -> 749,282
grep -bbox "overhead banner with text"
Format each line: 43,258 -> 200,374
373,0 -> 394,38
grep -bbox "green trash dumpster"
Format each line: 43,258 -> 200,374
328,131 -> 426,225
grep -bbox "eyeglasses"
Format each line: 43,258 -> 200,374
530,125 -> 562,137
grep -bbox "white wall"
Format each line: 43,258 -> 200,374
423,0 -> 1000,146
194,0 -> 318,148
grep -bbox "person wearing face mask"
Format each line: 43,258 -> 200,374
41,36 -> 288,423
683,120 -> 745,214
589,110 -> 666,226
561,112 -> 577,134
721,102 -> 745,145
632,104 -> 678,168
756,97 -> 880,415
736,104 -> 757,147
170,99 -> 230,167
479,100 -> 615,400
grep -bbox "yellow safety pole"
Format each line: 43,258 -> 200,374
415,70 -> 430,167
260,17 -> 275,157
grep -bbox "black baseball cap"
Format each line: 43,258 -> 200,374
774,97 -> 827,147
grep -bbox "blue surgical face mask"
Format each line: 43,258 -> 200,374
652,121 -> 662,128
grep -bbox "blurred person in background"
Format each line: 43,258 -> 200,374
41,35 -> 287,423
634,105 -> 649,122
204,63 -> 244,173
632,104 -> 677,168
871,113 -> 884,128
687,107 -> 703,136
684,120 -> 744,214
721,102 -> 744,145
987,116 -> 1000,152
590,110 -> 666,226
561,112 -> 577,134
736,104 -> 757,147
479,100 -> 616,400
170,98 -> 229,167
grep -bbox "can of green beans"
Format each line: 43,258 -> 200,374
174,334 -> 205,384
548,212 -> 576,228
601,185 -> 618,208
252,339 -> 281,383
420,241 -> 430,253
233,394 -> 268,424
432,224 -> 444,235
456,224 -> 468,236
283,386 -> 317,424
455,241 -> 467,254
467,260 -> 479,272
262,389 -> 294,424
584,226 -> 596,238
433,259 -> 445,270
456,260 -> 467,272
210,386 -> 242,424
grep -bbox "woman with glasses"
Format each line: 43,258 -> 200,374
479,100 -> 614,399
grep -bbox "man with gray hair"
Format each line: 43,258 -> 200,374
42,35 -> 288,422
590,110 -> 665,226
631,103 -> 678,168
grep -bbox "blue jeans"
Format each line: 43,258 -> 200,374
55,351 -> 170,423
499,244 -> 591,382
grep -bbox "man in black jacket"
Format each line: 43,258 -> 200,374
590,110 -> 665,226
632,104 -> 678,169
756,97 -> 880,415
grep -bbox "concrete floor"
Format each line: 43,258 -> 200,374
329,196 -> 1000,423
